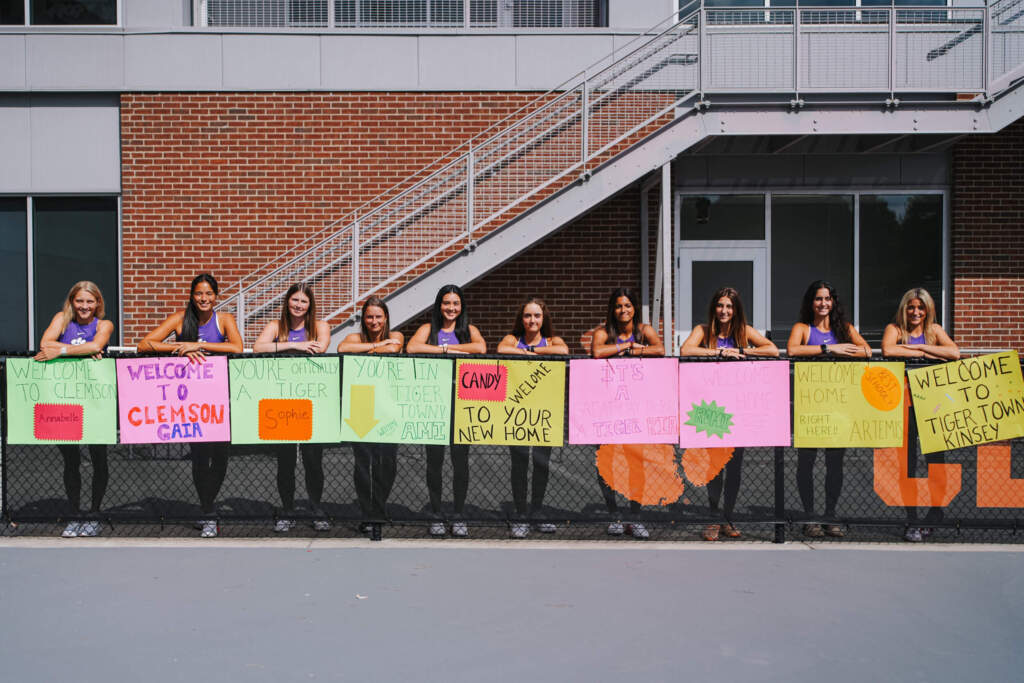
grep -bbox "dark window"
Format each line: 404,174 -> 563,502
681,195 -> 765,241
0,198 -> 28,350
1,1 -> 26,24
32,197 -> 119,346
31,1 -> 117,25
691,260 -> 754,329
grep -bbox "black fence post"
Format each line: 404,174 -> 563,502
773,445 -> 785,543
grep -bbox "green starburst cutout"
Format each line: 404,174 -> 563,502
684,400 -> 734,439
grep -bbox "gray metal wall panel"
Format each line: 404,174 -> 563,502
28,95 -> 120,193
900,153 -> 951,186
125,34 -> 223,90
608,0 -> 674,30
320,35 -> 419,90
123,0 -> 191,28
0,36 -> 26,90
222,35 -> 321,89
707,155 -> 804,187
25,35 -> 124,91
418,35 -> 517,90
803,154 -> 901,187
0,97 -> 32,192
516,34 -> 614,87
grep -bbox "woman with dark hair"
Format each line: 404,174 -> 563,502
407,284 -> 486,536
139,273 -> 243,538
35,281 -> 115,537
590,287 -> 665,538
681,287 -> 778,541
786,280 -> 870,538
881,287 -> 959,542
497,298 -> 569,538
254,283 -> 331,532
339,297 -> 405,532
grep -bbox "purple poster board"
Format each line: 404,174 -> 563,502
678,361 -> 791,447
568,358 -> 679,444
116,356 -> 231,444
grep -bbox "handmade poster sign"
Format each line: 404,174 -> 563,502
340,355 -> 453,444
117,356 -> 231,443
453,358 -> 566,446
908,351 -> 1024,454
5,357 -> 117,444
228,356 -> 341,444
568,358 -> 679,444
793,361 -> 905,448
678,361 -> 790,447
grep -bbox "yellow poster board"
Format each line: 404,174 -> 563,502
453,358 -> 566,446
908,351 -> 1024,454
793,361 -> 905,448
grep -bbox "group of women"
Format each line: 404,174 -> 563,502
37,274 -> 957,542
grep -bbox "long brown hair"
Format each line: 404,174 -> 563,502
61,281 -> 106,335
360,296 -> 391,343
893,287 -> 937,345
701,287 -> 749,349
277,282 -> 317,342
511,297 -> 554,340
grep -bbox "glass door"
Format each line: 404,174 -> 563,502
678,248 -> 768,334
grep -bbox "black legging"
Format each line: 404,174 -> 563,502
191,443 -> 229,515
598,472 -> 642,518
510,445 -> 551,517
426,444 -> 469,516
58,444 -> 109,514
275,443 -> 326,513
354,442 -> 397,518
904,406 -> 946,524
796,447 -> 844,518
707,447 -> 744,520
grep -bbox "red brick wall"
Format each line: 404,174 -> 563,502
120,91 -> 544,342
951,117 -> 1024,352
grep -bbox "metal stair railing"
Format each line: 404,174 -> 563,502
217,1 -> 1021,343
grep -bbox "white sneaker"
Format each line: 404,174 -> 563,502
511,523 -> 529,538
200,521 -> 218,538
77,521 -> 100,537
429,522 -> 446,537
451,522 -> 469,537
536,523 -> 557,534
273,519 -> 294,533
629,523 -> 650,539
904,527 -> 924,543
61,522 -> 80,538
607,522 -> 625,536
312,520 -> 331,532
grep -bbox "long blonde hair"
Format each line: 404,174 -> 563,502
60,281 -> 105,335
893,287 -> 936,344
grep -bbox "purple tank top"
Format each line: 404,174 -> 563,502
908,334 -> 926,345
197,313 -> 225,343
437,329 -> 459,346
808,327 -> 837,346
716,336 -> 737,349
288,326 -> 307,343
516,337 -> 548,350
59,318 -> 97,345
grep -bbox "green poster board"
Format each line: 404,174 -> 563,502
340,355 -> 453,444
5,357 -> 118,444
229,356 -> 342,444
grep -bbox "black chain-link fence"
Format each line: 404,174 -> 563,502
3,353 -> 1022,542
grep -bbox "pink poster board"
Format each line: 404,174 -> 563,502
568,358 -> 679,444
116,356 -> 231,444
678,361 -> 791,447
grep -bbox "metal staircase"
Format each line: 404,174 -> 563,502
216,0 -> 1024,345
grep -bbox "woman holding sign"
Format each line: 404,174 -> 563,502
881,287 -> 959,542
339,296 -> 404,532
497,298 -> 569,537
138,273 -> 243,538
253,282 -> 331,532
35,281 -> 114,537
681,287 -> 779,541
407,284 -> 486,537
787,280 -> 871,538
590,287 -> 665,539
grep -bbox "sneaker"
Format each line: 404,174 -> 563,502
273,519 -> 294,533
77,521 -> 100,537
200,521 -> 218,538
535,523 -> 557,534
606,522 -> 625,536
803,523 -> 825,538
451,522 -> 469,537
61,522 -> 81,538
720,523 -> 742,538
312,520 -> 331,532
703,524 -> 720,542
921,527 -> 934,538
428,522 -> 446,537
628,523 -> 650,539
824,524 -> 845,538
510,523 -> 529,538
904,527 -> 924,543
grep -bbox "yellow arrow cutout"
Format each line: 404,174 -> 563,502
346,385 -> 380,438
